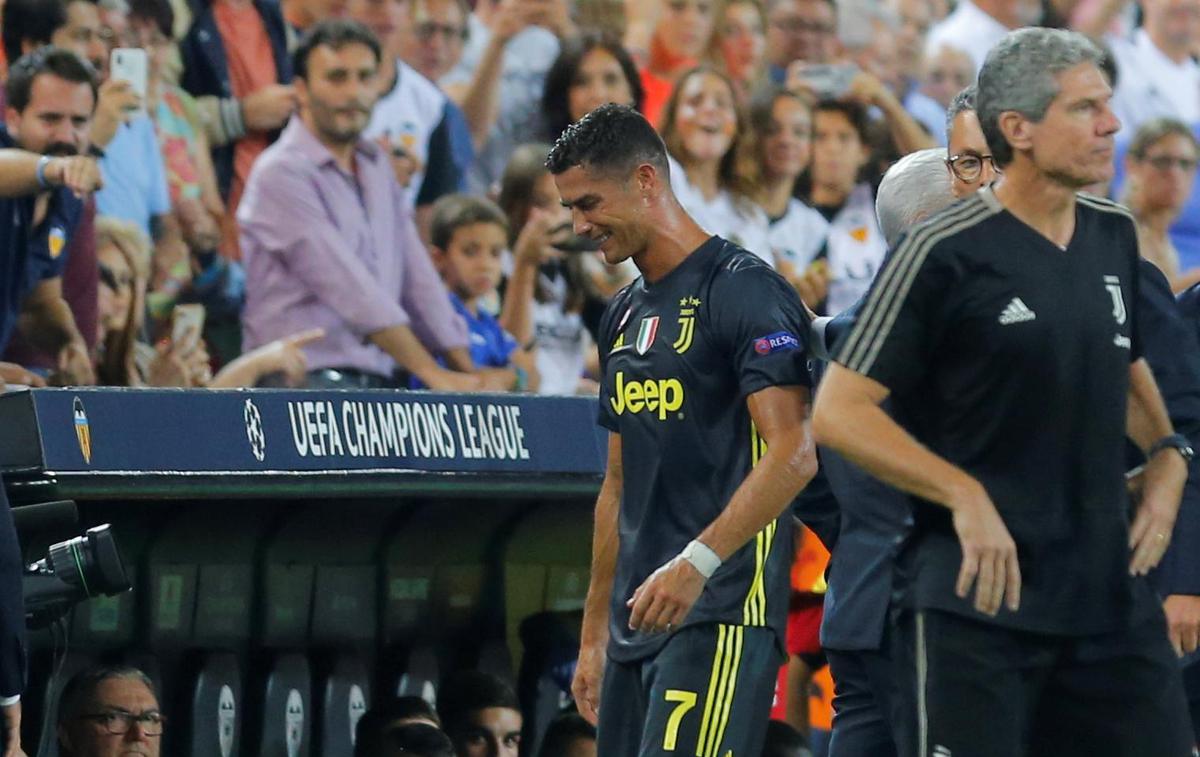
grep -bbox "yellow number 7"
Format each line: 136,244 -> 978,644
663,689 -> 698,751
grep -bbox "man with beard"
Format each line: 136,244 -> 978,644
57,666 -> 164,757
0,46 -> 103,757
1,47 -> 100,383
238,20 -> 502,391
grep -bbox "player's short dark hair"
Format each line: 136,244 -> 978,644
2,0 -> 68,65
761,720 -> 810,757
537,712 -> 596,757
356,722 -> 454,757
545,103 -> 670,180
541,32 -> 644,142
58,665 -> 158,726
292,19 -> 381,81
435,670 -> 519,732
6,46 -> 98,114
812,98 -> 870,147
127,0 -> 174,39
430,194 -> 510,251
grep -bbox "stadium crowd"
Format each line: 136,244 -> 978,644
0,0 -> 1196,395
1,0 -> 1200,754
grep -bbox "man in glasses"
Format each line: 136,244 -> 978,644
943,85 -> 1000,197
57,666 -> 164,757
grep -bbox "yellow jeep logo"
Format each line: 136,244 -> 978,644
609,371 -> 684,420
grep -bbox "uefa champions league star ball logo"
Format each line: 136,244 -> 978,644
244,399 -> 266,462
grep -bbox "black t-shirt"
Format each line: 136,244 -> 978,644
597,236 -> 813,661
835,189 -> 1159,635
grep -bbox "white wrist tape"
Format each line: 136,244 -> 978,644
680,539 -> 721,579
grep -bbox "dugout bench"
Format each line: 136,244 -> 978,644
0,388 -> 606,757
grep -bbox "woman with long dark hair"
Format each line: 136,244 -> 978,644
542,32 -> 644,142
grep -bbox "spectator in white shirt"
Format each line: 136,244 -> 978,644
750,87 -> 830,302
1109,0 -> 1200,139
660,65 -> 772,262
924,0 -> 1041,73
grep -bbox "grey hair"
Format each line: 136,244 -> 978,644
58,666 -> 159,725
944,84 -> 976,136
838,0 -> 897,51
977,27 -> 1105,167
875,148 -> 958,247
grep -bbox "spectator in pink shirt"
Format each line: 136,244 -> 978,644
238,20 -> 504,391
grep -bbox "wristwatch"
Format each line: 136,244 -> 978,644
1148,433 -> 1195,462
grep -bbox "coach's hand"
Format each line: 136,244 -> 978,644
1164,595 -> 1200,657
951,485 -> 1021,616
627,556 -> 706,634
1129,450 -> 1186,576
571,641 -> 605,725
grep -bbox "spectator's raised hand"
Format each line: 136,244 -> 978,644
147,327 -> 208,387
0,363 -> 43,388
52,341 -> 95,386
45,156 -> 103,198
242,84 -> 298,132
492,0 -> 536,42
376,136 -> 423,188
845,69 -> 897,109
90,79 -> 141,149
512,207 -> 566,269
177,197 -> 221,252
525,0 -> 576,38
254,328 -> 323,387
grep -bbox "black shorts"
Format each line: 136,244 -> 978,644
891,608 -> 1195,757
597,623 -> 781,757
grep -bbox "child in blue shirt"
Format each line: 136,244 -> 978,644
423,194 -> 539,392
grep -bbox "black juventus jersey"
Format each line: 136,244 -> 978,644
597,236 -> 813,662
836,189 -> 1160,635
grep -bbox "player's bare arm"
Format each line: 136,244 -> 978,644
571,432 -> 622,725
626,384 -> 818,634
813,363 -> 1021,617
1125,358 -> 1189,576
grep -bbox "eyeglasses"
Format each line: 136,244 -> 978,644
414,22 -> 467,42
81,711 -> 166,736
1140,155 -> 1199,172
946,152 -> 999,182
98,263 -> 134,290
769,17 -> 836,35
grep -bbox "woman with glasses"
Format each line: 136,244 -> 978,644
659,65 -> 772,264
1123,118 -> 1200,291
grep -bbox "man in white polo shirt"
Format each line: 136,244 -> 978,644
924,0 -> 1041,74
1110,0 -> 1200,139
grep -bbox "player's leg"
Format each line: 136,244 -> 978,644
1028,614 -> 1194,757
596,656 -> 650,757
890,609 -> 1044,757
826,647 -> 899,757
634,624 -> 780,757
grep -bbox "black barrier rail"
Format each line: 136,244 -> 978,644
0,389 -> 608,500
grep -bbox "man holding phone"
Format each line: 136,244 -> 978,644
1,48 -> 101,385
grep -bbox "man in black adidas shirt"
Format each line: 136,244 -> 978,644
547,104 -> 818,756
814,28 -> 1195,757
